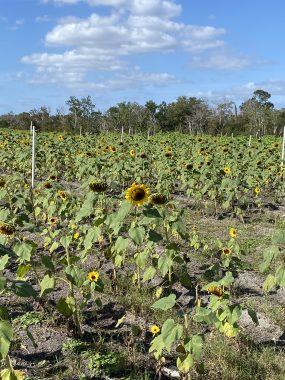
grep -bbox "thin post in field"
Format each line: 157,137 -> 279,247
281,126 -> 285,167
248,135 -> 252,147
31,124 -> 36,188
121,125 -> 124,142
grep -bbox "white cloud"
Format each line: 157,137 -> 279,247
10,19 -> 25,30
23,0 -> 226,89
36,15 -> 52,22
190,52 -> 251,70
43,0 -> 182,17
187,79 -> 285,106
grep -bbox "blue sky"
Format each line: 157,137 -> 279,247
0,0 -> 285,113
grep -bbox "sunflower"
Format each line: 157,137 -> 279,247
89,181 -> 108,193
125,183 -> 150,206
58,135 -> 64,141
254,187 -> 261,196
222,247 -> 231,255
150,325 -> 160,335
49,175 -> 59,181
150,193 -> 168,205
223,167 -> 231,175
165,151 -> 173,157
49,217 -> 58,225
0,178 -> 6,188
130,149 -> 136,157
73,232 -> 80,239
57,190 -> 67,201
140,152 -> 147,159
165,146 -> 172,153
43,182 -> 53,189
109,146 -> 117,153
0,222 -> 15,236
207,285 -> 223,297
88,271 -> 99,282
229,227 -> 237,238
185,163 -> 193,170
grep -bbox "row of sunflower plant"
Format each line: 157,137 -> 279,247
0,129 -> 284,379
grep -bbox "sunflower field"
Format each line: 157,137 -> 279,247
0,129 -> 285,380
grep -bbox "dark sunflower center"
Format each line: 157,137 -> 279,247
131,188 -> 145,201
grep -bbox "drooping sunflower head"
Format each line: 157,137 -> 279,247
43,182 -> 53,189
130,149 -> 136,157
229,227 -> 237,238
150,325 -> 160,335
222,247 -> 231,255
0,222 -> 15,236
254,187 -> 261,196
150,193 -> 168,205
125,183 -> 150,206
165,146 -> 172,153
185,163 -> 193,170
87,271 -> 100,282
89,180 -> 108,193
207,285 -> 223,297
109,146 -> 117,153
57,190 -> 67,201
223,166 -> 231,175
140,152 -> 147,159
0,178 -> 6,188
49,175 -> 59,181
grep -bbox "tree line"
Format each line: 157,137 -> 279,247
1,89 -> 285,135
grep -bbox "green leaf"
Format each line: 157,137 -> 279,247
0,321 -> 13,359
247,308 -> 259,325
142,266 -> 156,282
114,236 -> 130,253
275,266 -> 285,287
13,241 -> 36,262
75,192 -> 96,222
190,335 -> 203,360
56,297 -> 75,317
65,265 -> 84,287
160,319 -> 183,352
263,274 -> 276,293
0,306 -> 9,321
259,246 -> 279,273
220,271 -> 234,286
16,264 -> 31,279
152,294 -> 176,311
129,226 -> 145,245
60,236 -> 72,250
83,226 -> 101,250
11,281 -> 37,298
272,230 -> 285,245
148,230 -> 163,242
0,255 -> 9,271
0,276 -> 6,291
135,250 -> 148,269
40,274 -> 55,297
158,255 -> 173,277
143,208 -> 162,219
41,256 -> 55,271
177,354 -> 194,374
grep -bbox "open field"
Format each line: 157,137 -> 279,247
0,129 -> 285,380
